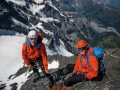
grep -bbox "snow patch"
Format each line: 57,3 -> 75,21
40,17 -> 60,23
6,0 -> 26,6
46,39 -> 73,57
29,4 -> 45,15
36,22 -> 53,36
34,0 -> 43,4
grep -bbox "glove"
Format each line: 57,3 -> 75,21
45,70 -> 50,74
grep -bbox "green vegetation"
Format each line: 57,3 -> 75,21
78,32 -> 120,49
77,2 -> 120,49
62,1 -> 120,49
83,3 -> 120,34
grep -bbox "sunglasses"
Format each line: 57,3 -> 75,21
29,38 -> 37,40
78,47 -> 86,51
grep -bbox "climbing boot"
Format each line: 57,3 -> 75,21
33,72 -> 41,83
48,79 -> 54,87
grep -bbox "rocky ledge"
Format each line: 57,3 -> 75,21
1,49 -> 120,90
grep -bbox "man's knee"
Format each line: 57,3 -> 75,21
64,77 -> 73,87
65,64 -> 75,72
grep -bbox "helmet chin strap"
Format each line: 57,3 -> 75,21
85,45 -> 89,54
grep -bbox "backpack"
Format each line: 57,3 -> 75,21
86,46 -> 105,80
25,38 -> 41,48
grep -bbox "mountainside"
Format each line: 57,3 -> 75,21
57,0 -> 120,48
0,0 -> 120,90
1,0 -> 120,51
0,0 -> 77,55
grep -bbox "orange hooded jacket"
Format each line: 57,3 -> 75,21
22,32 -> 48,70
73,48 -> 98,80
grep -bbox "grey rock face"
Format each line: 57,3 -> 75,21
9,49 -> 120,90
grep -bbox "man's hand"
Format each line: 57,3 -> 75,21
27,65 -> 32,72
72,70 -> 81,76
76,70 -> 81,75
28,65 -> 32,69
45,70 -> 50,74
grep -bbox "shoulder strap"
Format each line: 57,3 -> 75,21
86,53 -> 95,68
25,39 -> 30,46
25,39 -> 41,49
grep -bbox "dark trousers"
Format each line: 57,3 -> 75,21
29,58 -> 54,87
65,64 -> 75,73
64,74 -> 84,87
64,64 -> 85,87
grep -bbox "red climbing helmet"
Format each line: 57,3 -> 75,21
76,40 -> 87,48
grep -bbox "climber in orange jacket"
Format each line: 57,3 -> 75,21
22,30 -> 54,87
64,39 -> 98,87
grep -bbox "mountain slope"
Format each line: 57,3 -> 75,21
1,0 -> 120,51
0,0 -> 120,90
0,0 -> 78,55
57,0 -> 120,48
